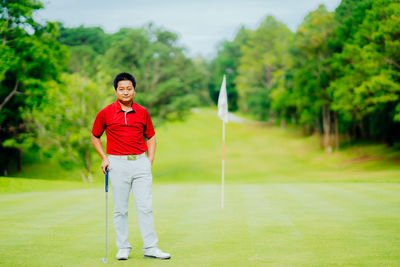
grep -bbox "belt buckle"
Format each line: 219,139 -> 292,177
127,155 -> 137,160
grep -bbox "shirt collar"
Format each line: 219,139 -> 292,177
113,100 -> 137,113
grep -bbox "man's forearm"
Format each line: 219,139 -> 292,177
147,135 -> 156,164
91,134 -> 107,160
91,134 -> 109,174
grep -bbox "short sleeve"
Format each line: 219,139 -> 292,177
92,109 -> 106,137
144,110 -> 155,139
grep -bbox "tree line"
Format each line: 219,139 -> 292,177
1,0 -> 399,180
209,0 -> 400,152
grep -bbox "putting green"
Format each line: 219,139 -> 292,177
1,180 -> 399,266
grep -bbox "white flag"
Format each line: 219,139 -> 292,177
218,75 -> 228,123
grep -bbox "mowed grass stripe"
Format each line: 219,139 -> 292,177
235,183 -> 400,266
1,183 -> 400,266
194,184 -> 256,267
0,189 -> 92,216
239,184 -> 316,266
271,184 -> 369,266
342,182 -> 400,200
0,189 -> 104,266
162,184 -> 226,266
294,183 -> 400,265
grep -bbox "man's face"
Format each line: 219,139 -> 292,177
115,80 -> 135,103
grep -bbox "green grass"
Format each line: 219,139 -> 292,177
0,182 -> 399,266
153,109 -> 400,183
8,160 -> 85,182
0,177 -> 92,193
9,108 -> 400,183
2,108 -> 400,266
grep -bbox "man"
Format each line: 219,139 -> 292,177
91,72 -> 170,260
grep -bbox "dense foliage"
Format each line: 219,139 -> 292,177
0,0 -> 68,174
209,0 -> 400,151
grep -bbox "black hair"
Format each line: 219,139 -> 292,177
113,72 -> 136,90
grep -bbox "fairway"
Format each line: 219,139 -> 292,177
12,109 -> 400,184
1,181 -> 400,266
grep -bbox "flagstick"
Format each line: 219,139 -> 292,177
221,121 -> 225,209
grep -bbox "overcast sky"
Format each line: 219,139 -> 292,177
37,0 -> 341,58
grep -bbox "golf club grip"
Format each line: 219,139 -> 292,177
105,169 -> 109,192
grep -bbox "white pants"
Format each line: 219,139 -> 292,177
108,153 -> 158,251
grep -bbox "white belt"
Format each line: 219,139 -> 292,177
108,152 -> 146,160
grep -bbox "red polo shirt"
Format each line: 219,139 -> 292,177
92,100 -> 155,155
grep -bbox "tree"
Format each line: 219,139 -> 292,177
328,0 -> 400,144
0,0 -> 68,174
235,16 -> 293,121
57,25 -> 109,75
209,26 -> 250,111
291,5 -> 336,151
58,25 -> 109,54
24,73 -> 113,182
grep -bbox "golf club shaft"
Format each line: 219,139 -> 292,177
105,169 -> 109,261
105,191 -> 108,259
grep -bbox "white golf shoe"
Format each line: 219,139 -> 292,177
116,248 -> 131,260
143,247 -> 171,259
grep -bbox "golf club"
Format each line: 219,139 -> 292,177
102,169 -> 109,264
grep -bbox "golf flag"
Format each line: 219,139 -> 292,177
218,75 -> 228,209
218,75 -> 228,124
